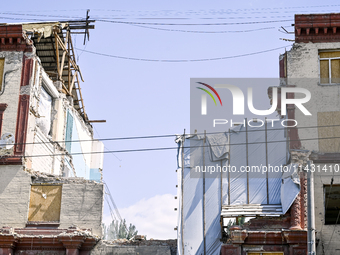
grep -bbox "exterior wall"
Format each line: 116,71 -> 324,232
286,42 -> 340,151
0,23 -> 104,255
0,165 -> 31,228
0,51 -> 23,139
314,163 -> 340,254
59,183 -> 104,236
286,42 -> 340,254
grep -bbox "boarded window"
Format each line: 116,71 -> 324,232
318,112 -> 340,152
324,185 -> 340,225
0,58 -> 4,91
28,185 -> 62,222
319,51 -> 340,84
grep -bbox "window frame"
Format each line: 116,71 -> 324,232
318,51 -> 340,85
324,184 -> 340,225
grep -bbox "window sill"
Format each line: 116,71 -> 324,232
26,221 -> 60,228
318,82 -> 340,86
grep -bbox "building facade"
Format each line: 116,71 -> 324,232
281,13 -> 340,255
0,22 -> 104,254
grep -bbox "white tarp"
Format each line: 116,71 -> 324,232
176,136 -> 223,255
281,163 -> 301,214
176,121 -> 300,255
37,86 -> 52,136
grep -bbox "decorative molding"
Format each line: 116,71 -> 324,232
295,13 -> 340,43
0,25 -> 33,52
14,95 -> 30,155
14,55 -> 33,156
310,152 -> 340,163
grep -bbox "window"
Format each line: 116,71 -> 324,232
28,185 -> 62,222
319,51 -> 340,84
37,85 -> 53,136
324,185 -> 340,225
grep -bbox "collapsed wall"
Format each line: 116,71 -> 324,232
91,239 -> 177,255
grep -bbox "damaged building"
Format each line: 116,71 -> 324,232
176,13 -> 340,255
0,21 -> 105,254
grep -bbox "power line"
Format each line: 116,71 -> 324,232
74,45 -> 291,62
9,135 -> 340,158
129,24 -> 277,33
97,18 -> 294,26
0,14 -> 294,26
7,123 -> 340,147
3,4 -> 340,14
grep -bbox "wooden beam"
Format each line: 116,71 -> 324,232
88,120 -> 106,123
59,30 -> 69,79
55,34 -> 80,74
68,70 -> 77,94
54,32 -> 60,80
69,25 -> 95,30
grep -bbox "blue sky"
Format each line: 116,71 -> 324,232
2,0 -> 340,239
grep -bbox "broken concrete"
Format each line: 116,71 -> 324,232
92,239 -> 177,255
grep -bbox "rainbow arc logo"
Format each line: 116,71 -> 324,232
196,82 -> 223,106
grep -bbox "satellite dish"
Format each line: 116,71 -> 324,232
0,133 -> 15,150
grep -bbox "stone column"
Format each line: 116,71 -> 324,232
0,228 -> 17,255
290,190 -> 302,230
59,236 -> 85,255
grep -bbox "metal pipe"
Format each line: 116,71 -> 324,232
203,130 -> 206,255
181,130 -> 185,255
307,160 -> 316,255
265,117 -> 269,204
245,118 -> 249,204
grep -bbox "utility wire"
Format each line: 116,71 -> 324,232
3,4 -> 340,13
0,12 -> 293,25
129,24 -> 276,33
104,182 -> 128,233
97,19 -> 294,26
7,123 -> 340,147
8,135 -> 340,158
74,45 -> 291,62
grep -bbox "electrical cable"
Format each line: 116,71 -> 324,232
96,19 -> 294,26
128,24 -> 277,33
7,123 -> 340,147
74,45 -> 292,62
8,135 -> 340,158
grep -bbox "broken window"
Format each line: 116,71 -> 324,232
37,85 -> 53,136
324,185 -> 340,225
28,185 -> 62,222
0,58 -> 4,92
319,51 -> 340,84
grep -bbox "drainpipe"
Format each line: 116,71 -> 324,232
307,160 -> 316,255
